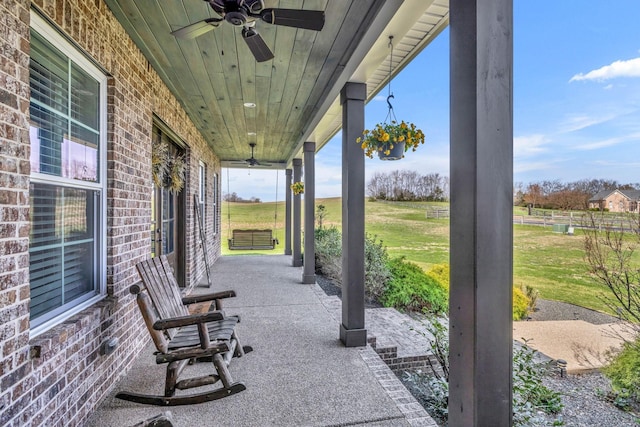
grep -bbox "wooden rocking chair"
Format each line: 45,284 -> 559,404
116,256 -> 252,406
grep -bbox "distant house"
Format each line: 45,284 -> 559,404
588,189 -> 640,212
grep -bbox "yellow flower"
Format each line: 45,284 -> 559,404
357,120 -> 425,157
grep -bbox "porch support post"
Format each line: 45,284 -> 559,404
285,168 -> 293,255
339,81 -> 367,347
292,158 -> 303,267
302,142 -> 316,284
449,1 -> 513,426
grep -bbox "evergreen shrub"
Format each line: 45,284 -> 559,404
603,338 -> 640,408
382,257 -> 448,314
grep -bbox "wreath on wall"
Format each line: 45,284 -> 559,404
152,139 -> 186,193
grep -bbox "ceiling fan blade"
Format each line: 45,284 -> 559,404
259,8 -> 325,31
171,18 -> 222,40
241,28 -> 274,62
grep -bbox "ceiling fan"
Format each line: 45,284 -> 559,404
171,0 -> 325,62
231,143 -> 271,167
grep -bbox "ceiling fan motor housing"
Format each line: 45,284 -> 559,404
225,11 -> 247,26
209,0 -> 265,19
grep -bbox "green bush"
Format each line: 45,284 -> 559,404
314,228 -> 391,302
403,317 -> 563,426
314,226 -> 342,283
425,263 -> 531,320
426,264 -> 449,291
364,234 -> 391,301
382,257 -> 448,314
513,286 -> 531,320
603,338 -> 640,407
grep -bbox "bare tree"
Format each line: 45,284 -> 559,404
583,212 -> 640,327
366,170 -> 449,201
523,183 -> 542,208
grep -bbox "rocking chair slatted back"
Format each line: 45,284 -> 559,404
136,256 -> 189,340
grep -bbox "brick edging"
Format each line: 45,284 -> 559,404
358,345 -> 438,426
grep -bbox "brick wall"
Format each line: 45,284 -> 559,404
368,337 -> 439,375
0,0 -> 222,425
0,1 -> 32,425
604,191 -> 632,213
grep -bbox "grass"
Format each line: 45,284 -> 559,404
222,197 -> 627,314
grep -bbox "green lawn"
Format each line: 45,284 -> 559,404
222,197 -> 623,314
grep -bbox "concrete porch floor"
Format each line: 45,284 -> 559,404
87,255 -> 435,427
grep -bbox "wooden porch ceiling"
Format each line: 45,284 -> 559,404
104,0 -> 449,168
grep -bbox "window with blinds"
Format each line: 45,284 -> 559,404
29,13 -> 106,331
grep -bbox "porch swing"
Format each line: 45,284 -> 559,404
226,168 -> 281,250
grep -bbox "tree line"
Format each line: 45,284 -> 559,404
514,179 -> 640,210
223,192 -> 262,203
367,170 -> 449,201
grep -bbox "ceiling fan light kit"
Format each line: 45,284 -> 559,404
172,0 -> 325,62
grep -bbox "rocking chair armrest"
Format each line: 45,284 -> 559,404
181,290 -> 236,305
153,311 -> 225,330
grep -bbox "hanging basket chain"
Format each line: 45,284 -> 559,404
356,35 -> 426,159
384,36 -> 397,124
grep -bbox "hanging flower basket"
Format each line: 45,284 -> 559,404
357,120 -> 425,160
291,181 -> 304,195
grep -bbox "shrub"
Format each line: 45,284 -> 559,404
364,234 -> 391,301
403,317 -> 563,426
314,228 -> 392,302
513,286 -> 531,320
426,264 -> 450,291
603,338 -> 640,408
521,283 -> 539,313
314,226 -> 342,283
512,340 -> 564,424
382,257 -> 448,314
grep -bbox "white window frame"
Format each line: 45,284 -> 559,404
212,172 -> 218,235
199,161 -> 206,223
29,11 -> 107,337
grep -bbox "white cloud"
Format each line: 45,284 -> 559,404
224,168 -> 283,201
591,159 -> 640,168
513,134 -> 550,158
570,57 -> 640,82
372,95 -> 386,102
574,132 -> 640,150
514,159 -> 557,174
559,113 -> 616,133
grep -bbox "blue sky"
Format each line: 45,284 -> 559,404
226,1 -> 640,202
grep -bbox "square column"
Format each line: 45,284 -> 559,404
339,82 -> 367,347
302,142 -> 316,284
449,0 -> 513,425
285,168 -> 292,255
292,159 -> 303,267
